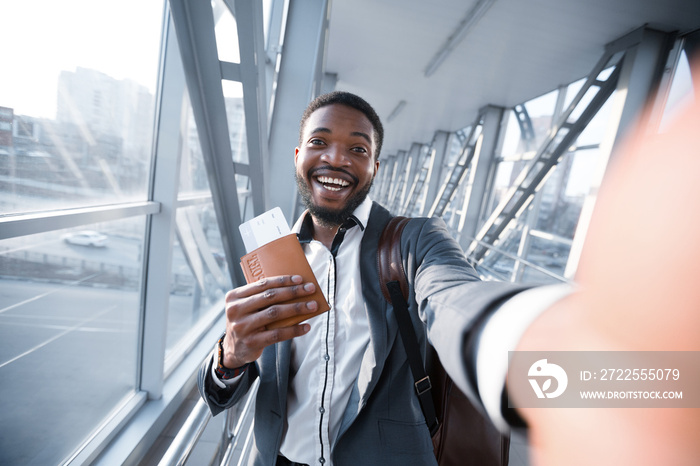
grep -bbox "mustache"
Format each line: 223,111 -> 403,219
308,166 -> 359,184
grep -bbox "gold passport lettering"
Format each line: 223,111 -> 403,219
239,234 -> 330,329
246,254 -> 264,280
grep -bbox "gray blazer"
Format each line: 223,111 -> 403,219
198,202 -> 527,466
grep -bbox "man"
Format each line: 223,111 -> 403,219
198,91 -> 556,466
199,85 -> 700,465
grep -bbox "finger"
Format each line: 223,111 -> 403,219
252,299 -> 319,329
250,280 -> 317,310
225,276 -> 316,319
225,275 -> 300,303
225,310 -> 314,366
225,288 -> 319,342
226,274 -> 304,301
246,322 -> 312,349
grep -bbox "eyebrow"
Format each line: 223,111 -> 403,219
309,127 -> 373,145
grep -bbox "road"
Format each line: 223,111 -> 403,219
0,262 -> 202,465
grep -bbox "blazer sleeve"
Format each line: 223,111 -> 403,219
405,216 -> 530,413
197,345 -> 260,417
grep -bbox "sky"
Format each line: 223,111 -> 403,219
0,0 -> 165,119
0,1 -> 692,133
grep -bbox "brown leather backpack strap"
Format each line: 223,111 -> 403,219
377,216 -> 411,302
377,216 -> 440,436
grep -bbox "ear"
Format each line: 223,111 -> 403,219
294,147 -> 300,165
374,159 -> 380,176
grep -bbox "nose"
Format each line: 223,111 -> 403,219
319,144 -> 349,166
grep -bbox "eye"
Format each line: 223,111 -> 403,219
351,146 -> 368,154
308,138 -> 325,146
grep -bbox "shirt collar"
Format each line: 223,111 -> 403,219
294,196 -> 373,244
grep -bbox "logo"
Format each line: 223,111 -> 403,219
528,359 -> 568,399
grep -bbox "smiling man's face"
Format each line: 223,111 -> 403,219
295,103 -> 380,227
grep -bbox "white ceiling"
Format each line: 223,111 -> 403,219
324,0 -> 700,156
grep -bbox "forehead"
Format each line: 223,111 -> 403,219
302,104 -> 375,142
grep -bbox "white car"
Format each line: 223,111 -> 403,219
63,230 -> 109,248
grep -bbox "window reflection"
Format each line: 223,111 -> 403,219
0,1 -> 161,215
0,218 -> 145,465
1,66 -> 156,217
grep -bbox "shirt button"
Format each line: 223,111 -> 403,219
319,406 -> 325,414
323,354 -> 330,361
319,458 -> 325,464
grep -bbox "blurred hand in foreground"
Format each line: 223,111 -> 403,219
514,59 -> 700,466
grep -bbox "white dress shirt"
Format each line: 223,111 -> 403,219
279,197 -> 374,466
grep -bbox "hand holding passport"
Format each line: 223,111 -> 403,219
239,208 -> 330,329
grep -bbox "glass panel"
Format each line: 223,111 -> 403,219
0,1 -> 163,216
180,102 -> 210,196
213,0 -> 241,63
499,111 -> 525,162
0,217 -> 145,465
223,81 -> 255,220
482,72 -> 618,284
179,83 -> 250,201
563,77 -> 586,113
524,89 -> 558,148
223,81 -> 249,165
166,204 -> 231,360
169,90 -> 232,365
660,49 -> 694,131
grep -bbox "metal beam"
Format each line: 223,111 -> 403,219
565,28 -> 676,278
467,41 -> 625,262
267,0 -> 331,222
0,201 -> 159,240
427,114 -> 483,218
420,130 -> 450,216
513,85 -> 567,282
397,142 -> 423,215
458,105 -> 504,250
227,0 -> 270,218
169,0 -> 247,285
263,0 -> 287,126
140,8 -> 186,399
372,153 -> 395,205
387,150 -> 408,214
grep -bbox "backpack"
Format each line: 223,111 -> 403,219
377,216 -> 510,466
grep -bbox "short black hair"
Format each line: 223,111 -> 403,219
299,91 -> 384,159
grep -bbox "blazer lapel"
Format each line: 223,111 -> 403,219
338,203 -> 400,436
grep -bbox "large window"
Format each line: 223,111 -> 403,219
476,79 -> 617,283
0,1 -> 164,464
0,220 -> 145,465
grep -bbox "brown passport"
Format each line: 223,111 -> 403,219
239,233 -> 330,329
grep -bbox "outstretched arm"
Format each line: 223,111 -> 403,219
513,60 -> 700,466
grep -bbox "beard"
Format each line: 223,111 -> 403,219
296,169 -> 374,228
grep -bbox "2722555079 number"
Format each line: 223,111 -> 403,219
599,368 -> 680,381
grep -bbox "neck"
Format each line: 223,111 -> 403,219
310,216 -> 340,250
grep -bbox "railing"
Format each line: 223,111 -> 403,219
158,379 -> 259,466
157,399 -> 212,466
464,235 -> 572,285
219,379 -> 259,466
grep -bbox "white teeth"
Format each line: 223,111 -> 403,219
316,176 -> 350,188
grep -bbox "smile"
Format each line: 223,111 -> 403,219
315,175 -> 351,192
